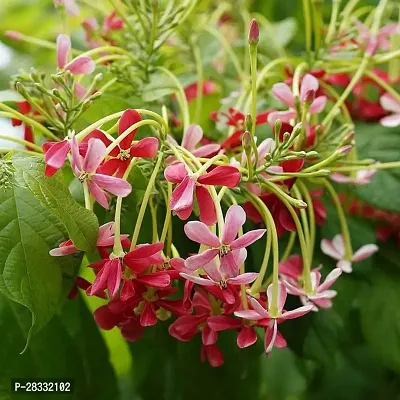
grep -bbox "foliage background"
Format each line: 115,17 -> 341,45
1,0 -> 399,400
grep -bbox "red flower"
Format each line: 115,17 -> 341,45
211,108 -> 270,149
11,101 -> 36,149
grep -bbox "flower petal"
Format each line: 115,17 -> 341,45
56,34 -> 70,69
272,82 -> 295,107
281,305 -> 313,320
197,165 -> 240,188
207,315 -> 242,331
164,162 -> 187,183
264,320 -> 278,353
237,326 -> 257,348
91,174 -> 132,197
228,272 -> 259,285
136,272 -> 171,288
67,56 -> 95,75
184,221 -> 220,247
317,268 -> 342,292
337,260 -> 352,273
267,110 -> 296,125
380,94 -> 400,114
220,251 -> 239,278
230,229 -> 266,250
352,243 -> 378,262
83,138 -> 107,173
182,124 -> 203,150
380,114 -> 400,128
179,273 -> 215,286
44,140 -> 70,169
118,109 -> 142,148
130,137 -> 158,158
309,96 -> 327,113
49,244 -> 77,256
249,297 -> 270,318
87,180 -> 110,209
196,185 -> 217,226
170,175 -> 195,211
321,238 -> 342,260
222,205 -> 246,245
184,249 -> 219,270
234,309 -> 265,320
300,74 -> 319,103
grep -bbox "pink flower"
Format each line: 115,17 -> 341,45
56,34 -> 95,75
54,0 -> 79,16
49,221 -> 129,256
268,74 -> 327,125
180,251 -> 258,289
321,234 -> 378,273
184,205 -> 266,277
165,162 -> 240,225
71,137 -> 132,208
207,315 -> 258,349
331,169 -> 377,185
355,19 -> 400,55
168,124 -> 220,160
235,283 -> 313,353
380,94 -> 400,127
42,139 -> 71,177
283,268 -> 342,311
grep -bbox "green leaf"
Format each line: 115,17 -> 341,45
0,186 -> 67,347
360,269 -> 400,373
353,123 -> 400,212
12,156 -> 99,252
142,73 -> 177,102
0,294 -> 119,399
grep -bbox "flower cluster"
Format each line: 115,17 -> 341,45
3,2 -> 398,370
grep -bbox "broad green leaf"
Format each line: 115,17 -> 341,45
0,186 -> 64,346
353,123 -> 400,212
360,269 -> 400,373
0,294 -> 119,400
12,156 -> 98,252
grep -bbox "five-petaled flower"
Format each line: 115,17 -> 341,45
71,136 -> 132,208
235,283 -> 313,353
321,234 -> 378,273
184,205 -> 266,276
165,162 -> 240,225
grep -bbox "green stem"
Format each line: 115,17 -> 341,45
323,179 -> 353,259
364,69 -> 400,104
249,44 -> 259,167
281,232 -> 297,261
247,192 -> 277,305
326,0 -> 341,45
193,44 -> 203,124
130,153 -> 163,250
331,161 -> 400,172
156,66 -> 190,131
0,102 -> 57,140
0,135 -> 42,152
303,0 -> 313,52
160,183 -> 172,244
82,181 -> 91,210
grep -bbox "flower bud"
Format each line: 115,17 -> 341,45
274,119 -> 282,142
342,131 -> 355,145
294,199 -> 308,209
248,19 -> 259,45
5,30 -> 22,41
336,145 -> 352,156
242,130 -> 252,152
282,132 -> 291,143
245,114 -> 252,132
304,89 -> 315,105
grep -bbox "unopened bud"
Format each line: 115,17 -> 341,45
94,73 -> 103,82
242,130 -> 252,151
336,145 -> 352,156
304,89 -> 315,105
342,131 -> 355,145
248,18 -> 260,45
274,119 -> 282,141
314,124 -> 324,137
294,199 -> 308,209
5,30 -> 22,41
264,153 -> 272,162
15,82 -> 28,98
245,114 -> 252,132
88,91 -> 102,101
282,132 -> 291,143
